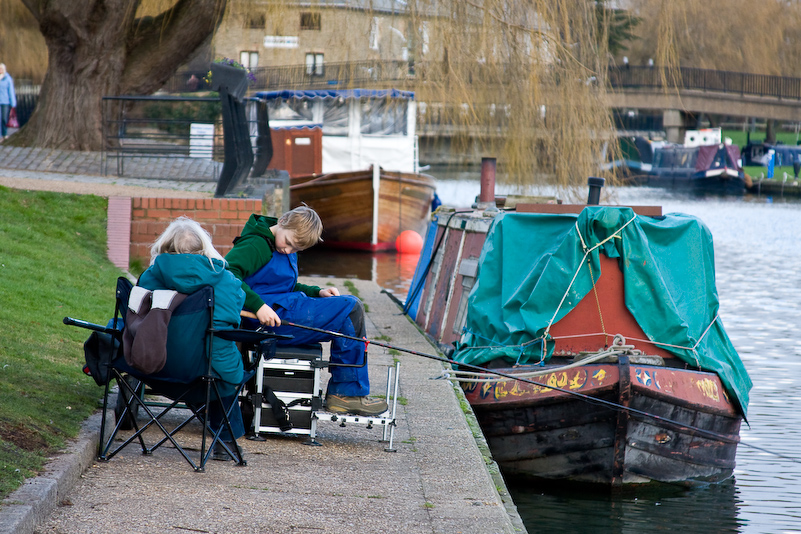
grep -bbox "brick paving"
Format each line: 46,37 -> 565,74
0,145 -> 221,183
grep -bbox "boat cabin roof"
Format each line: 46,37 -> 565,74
253,89 -> 415,101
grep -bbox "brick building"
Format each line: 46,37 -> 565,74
212,0 -> 440,73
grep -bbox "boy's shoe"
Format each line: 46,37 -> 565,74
326,395 -> 388,416
212,440 -> 243,461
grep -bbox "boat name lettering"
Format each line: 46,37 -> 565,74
696,378 -> 720,402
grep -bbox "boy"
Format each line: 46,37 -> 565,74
226,206 -> 388,416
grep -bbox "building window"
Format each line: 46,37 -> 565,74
305,53 -> 324,76
240,51 -> 259,69
300,12 -> 321,31
246,13 -> 266,29
369,17 -> 379,50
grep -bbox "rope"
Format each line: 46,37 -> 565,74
442,335 -> 641,383
251,319 -> 798,464
458,322 -> 723,366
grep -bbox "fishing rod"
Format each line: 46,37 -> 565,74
251,315 -> 800,464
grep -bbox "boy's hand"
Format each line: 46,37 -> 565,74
256,304 -> 281,327
319,287 -> 340,297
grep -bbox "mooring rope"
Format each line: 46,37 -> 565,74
441,334 -> 642,383
253,318 -> 800,464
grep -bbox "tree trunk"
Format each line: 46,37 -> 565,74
17,0 -> 225,151
765,119 -> 777,145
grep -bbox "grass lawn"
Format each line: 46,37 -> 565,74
0,187 -> 123,499
743,165 -> 800,181
722,129 -> 801,148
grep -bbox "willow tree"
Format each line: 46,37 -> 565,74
11,0 -> 642,197
394,0 -> 627,199
15,0 -> 226,150
626,0 -> 801,76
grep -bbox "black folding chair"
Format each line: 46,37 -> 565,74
65,276 -> 290,472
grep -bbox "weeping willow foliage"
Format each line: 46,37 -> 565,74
627,0 -> 801,76
4,0 -> 634,197
411,0 -> 621,199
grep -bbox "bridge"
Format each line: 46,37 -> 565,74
607,66 -> 801,142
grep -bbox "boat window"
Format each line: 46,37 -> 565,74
678,148 -> 697,168
360,98 -> 407,135
687,149 -> 698,168
322,98 -> 349,136
266,98 -> 313,122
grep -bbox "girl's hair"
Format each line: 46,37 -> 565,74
277,204 -> 323,250
150,216 -> 224,265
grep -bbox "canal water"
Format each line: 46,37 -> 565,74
300,176 -> 801,533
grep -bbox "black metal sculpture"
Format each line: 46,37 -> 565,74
211,62 -> 254,197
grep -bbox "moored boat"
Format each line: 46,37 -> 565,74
409,201 -> 751,487
290,166 -> 436,250
612,129 -> 747,192
252,89 -> 436,250
647,142 -> 746,192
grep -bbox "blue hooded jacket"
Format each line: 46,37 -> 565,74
137,254 -> 246,386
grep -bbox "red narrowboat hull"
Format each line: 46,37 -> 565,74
462,360 -> 741,486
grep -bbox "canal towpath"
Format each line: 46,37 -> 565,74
0,153 -> 526,534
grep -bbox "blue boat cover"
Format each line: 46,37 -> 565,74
454,207 -> 751,415
253,89 -> 414,101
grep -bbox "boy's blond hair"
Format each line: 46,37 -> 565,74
277,205 -> 323,250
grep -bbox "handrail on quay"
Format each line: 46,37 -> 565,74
101,95 -> 224,181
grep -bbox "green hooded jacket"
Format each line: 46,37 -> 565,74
225,214 -> 322,314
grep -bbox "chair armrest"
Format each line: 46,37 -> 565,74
212,328 -> 293,343
63,317 -> 123,338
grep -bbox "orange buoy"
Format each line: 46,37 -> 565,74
395,230 -> 423,254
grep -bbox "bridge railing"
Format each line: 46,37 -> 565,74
609,65 -> 801,100
165,61 -> 801,102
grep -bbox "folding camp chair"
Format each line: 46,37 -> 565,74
65,276 -> 290,472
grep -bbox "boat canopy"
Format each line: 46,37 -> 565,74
695,144 -> 742,172
254,89 -> 414,101
454,207 -> 752,415
252,88 -> 417,173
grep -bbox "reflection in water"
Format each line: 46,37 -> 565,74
299,178 -> 801,532
510,478 -> 744,533
298,248 -> 419,298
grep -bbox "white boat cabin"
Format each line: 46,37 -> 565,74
252,89 -> 418,174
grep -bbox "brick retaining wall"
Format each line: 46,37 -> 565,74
107,196 -> 262,270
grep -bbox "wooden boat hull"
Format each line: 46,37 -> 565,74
463,361 -> 742,486
290,167 -> 436,251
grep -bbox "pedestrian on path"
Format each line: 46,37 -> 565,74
0,63 -> 17,141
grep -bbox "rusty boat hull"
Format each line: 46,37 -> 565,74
463,360 -> 741,486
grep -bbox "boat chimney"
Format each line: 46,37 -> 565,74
587,176 -> 605,205
479,157 -> 496,205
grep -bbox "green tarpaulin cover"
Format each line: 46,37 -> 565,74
454,207 -> 751,416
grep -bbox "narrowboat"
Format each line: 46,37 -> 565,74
409,202 -> 751,487
611,129 -> 746,192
